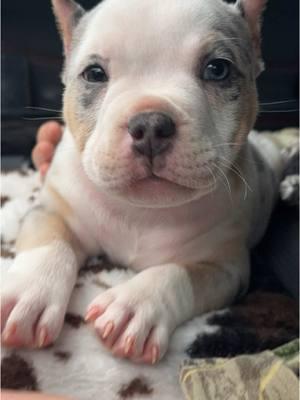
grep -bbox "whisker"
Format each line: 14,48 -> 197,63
259,99 -> 298,106
210,142 -> 246,148
211,161 -> 233,204
259,109 -> 299,114
212,37 -> 243,42
221,149 -> 259,166
204,164 -> 217,190
25,106 -> 62,113
24,117 -> 63,121
218,158 -> 252,200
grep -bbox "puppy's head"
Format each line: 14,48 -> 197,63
52,0 -> 267,207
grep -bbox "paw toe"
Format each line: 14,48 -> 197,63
94,303 -> 132,348
35,304 -> 65,347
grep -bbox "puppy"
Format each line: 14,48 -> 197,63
1,0 -> 284,364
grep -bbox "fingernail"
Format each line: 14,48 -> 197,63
2,323 -> 17,342
151,346 -> 159,365
85,306 -> 100,322
38,327 -> 47,348
124,336 -> 134,355
102,321 -> 114,339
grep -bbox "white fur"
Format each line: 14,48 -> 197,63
1,0 -> 284,366
2,241 -> 78,346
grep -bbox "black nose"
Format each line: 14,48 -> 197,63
128,112 -> 176,158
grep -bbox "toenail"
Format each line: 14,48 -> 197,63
124,336 -> 135,355
102,321 -> 114,339
85,306 -> 101,322
2,323 -> 17,342
151,346 -> 159,365
37,327 -> 47,348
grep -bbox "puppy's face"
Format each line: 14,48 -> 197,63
53,0 -> 265,207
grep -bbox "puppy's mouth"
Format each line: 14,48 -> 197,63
135,174 -> 184,189
131,171 -> 213,192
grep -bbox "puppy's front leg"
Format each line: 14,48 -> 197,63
85,246 -> 248,364
1,207 -> 84,348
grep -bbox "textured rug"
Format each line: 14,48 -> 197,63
1,149 -> 298,400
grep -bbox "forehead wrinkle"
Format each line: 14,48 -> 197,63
206,43 -> 236,62
73,0 -> 236,58
214,19 -> 254,66
78,54 -> 110,73
70,0 -> 254,81
197,33 -> 253,78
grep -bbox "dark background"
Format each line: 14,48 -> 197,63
1,0 -> 299,158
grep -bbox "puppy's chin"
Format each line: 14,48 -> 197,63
94,175 -> 215,208
82,153 -> 217,207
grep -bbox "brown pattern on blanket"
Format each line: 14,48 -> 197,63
79,255 -> 127,276
1,353 -> 39,391
186,291 -> 299,359
1,195 -> 10,207
1,239 -> 16,259
1,247 -> 15,259
54,351 -> 72,361
118,377 -> 153,399
65,312 -> 86,329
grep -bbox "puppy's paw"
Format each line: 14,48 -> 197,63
1,287 -> 65,349
86,265 -> 194,364
1,247 -> 76,348
86,283 -> 172,364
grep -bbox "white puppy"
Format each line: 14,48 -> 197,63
1,0 -> 284,364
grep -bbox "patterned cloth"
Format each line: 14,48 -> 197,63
180,340 -> 299,400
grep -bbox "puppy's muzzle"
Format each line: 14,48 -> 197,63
128,112 -> 176,160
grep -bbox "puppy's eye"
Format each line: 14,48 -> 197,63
82,64 -> 108,83
202,59 -> 231,81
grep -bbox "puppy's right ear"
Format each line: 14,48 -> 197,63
236,0 -> 267,75
52,0 -> 85,56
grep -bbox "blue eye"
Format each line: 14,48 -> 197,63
202,59 -> 231,81
82,64 -> 108,83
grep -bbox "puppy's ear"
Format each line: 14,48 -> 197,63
236,0 -> 267,75
52,0 -> 85,56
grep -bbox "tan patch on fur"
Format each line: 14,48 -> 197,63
185,262 -> 236,313
185,239 -> 248,313
227,87 -> 258,192
47,184 -> 73,219
236,88 -> 258,144
16,207 -> 81,258
64,84 -> 97,152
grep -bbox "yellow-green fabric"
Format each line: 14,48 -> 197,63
180,340 -> 299,400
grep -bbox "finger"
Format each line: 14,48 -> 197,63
37,121 -> 63,145
32,142 -> 55,170
40,163 -> 50,177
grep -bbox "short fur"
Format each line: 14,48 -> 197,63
1,0 -> 286,364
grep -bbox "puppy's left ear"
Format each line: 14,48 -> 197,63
236,0 -> 267,75
52,0 -> 85,56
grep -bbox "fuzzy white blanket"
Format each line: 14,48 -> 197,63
1,164 -> 298,400
1,168 -> 220,400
